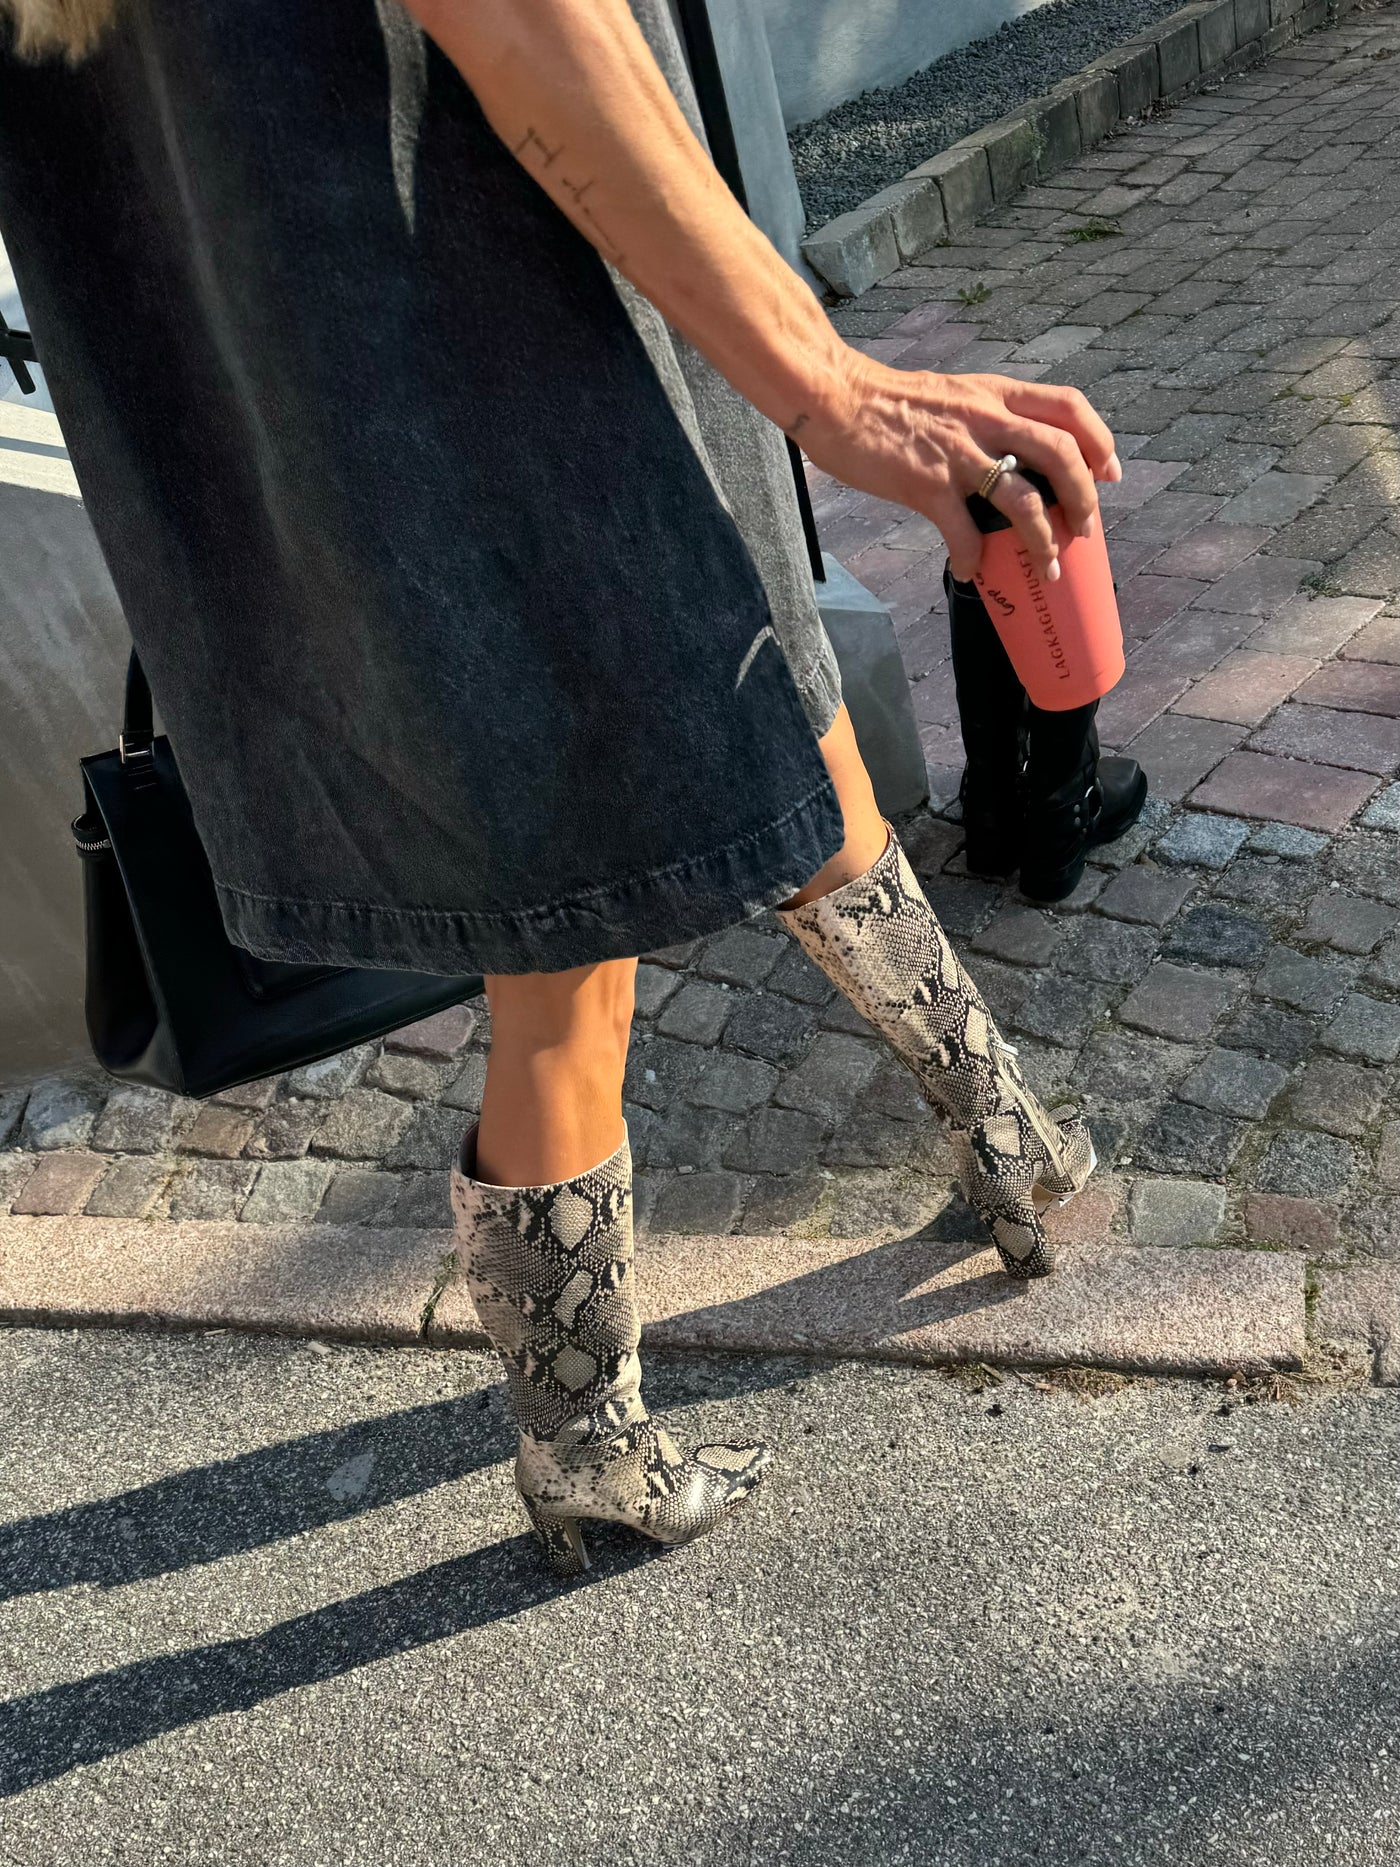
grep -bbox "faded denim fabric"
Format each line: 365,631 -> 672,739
0,0 -> 842,975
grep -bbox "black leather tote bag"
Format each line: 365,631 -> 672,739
72,653 -> 482,1098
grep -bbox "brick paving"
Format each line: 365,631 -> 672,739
4,12 -> 1400,1299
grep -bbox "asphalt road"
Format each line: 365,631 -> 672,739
0,1327 -> 1396,1866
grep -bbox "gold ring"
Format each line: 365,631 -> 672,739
976,453 -> 1019,500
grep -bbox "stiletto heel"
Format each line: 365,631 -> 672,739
521,1494 -> 590,1579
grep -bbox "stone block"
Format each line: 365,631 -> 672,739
440,1052 -> 488,1114
176,1105 -> 254,1159
385,1005 -> 478,1061
723,1106 -> 825,1175
1251,1129 -> 1358,1198
393,1172 -> 452,1230
775,1032 -> 882,1126
972,905 -> 1063,967
1129,1177 -> 1228,1247
1301,892 -> 1399,954
1198,0 -> 1241,68
647,1172 -> 747,1237
910,145 -> 994,236
1289,1056 -> 1384,1139
1132,1102 -> 1246,1176
633,961 -> 681,1019
723,992 -> 815,1066
1157,13 -> 1204,95
1322,994 -> 1400,1064
386,1106 -> 470,1172
1013,975 -> 1115,1047
1153,812 -> 1251,869
1218,1000 -> 1319,1067
1090,41 -> 1159,117
1071,68 -> 1121,147
657,980 -> 735,1046
0,1090 -> 24,1151
167,1159 -> 256,1221
1164,905 -> 1271,971
1244,1192 -> 1338,1254
738,1173 -> 828,1235
210,1078 -> 279,1111
1360,785 -> 1400,834
1191,753 -> 1377,834
697,927 -> 785,990
316,1168 -> 401,1227
1027,87 -> 1081,178
1175,652 -> 1315,727
1074,1032 -> 1201,1101
311,1088 -> 415,1161
965,112 -> 1039,203
1178,1048 -> 1289,1119
823,1111 -> 920,1170
803,203 -> 899,299
91,1084 -> 180,1155
819,555 -> 927,817
861,177 -> 946,265
766,943 -> 833,1007
241,1161 -> 335,1225
84,1156 -> 173,1220
283,1046 -> 375,1101
20,1075 -> 104,1151
644,1104 -> 731,1172
11,1151 -> 107,1216
1251,595 -> 1382,659
1249,823 -> 1329,859
1126,716 -> 1243,804
1118,963 -> 1243,1041
1235,0 -> 1271,42
691,1049 -> 781,1114
1251,703 -> 1398,777
624,1035 -> 706,1111
243,1098 -> 326,1163
366,1053 -> 455,1101
1254,947 -> 1357,1017
1096,866 -> 1197,927
1058,918 -> 1159,986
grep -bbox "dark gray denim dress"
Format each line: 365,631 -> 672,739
0,0 -> 843,974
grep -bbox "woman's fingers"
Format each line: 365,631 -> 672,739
999,379 -> 1121,481
984,461 -> 1061,581
935,493 -> 988,584
994,414 -> 1102,540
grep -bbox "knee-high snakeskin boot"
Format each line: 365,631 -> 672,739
778,832 -> 1094,1277
451,1126 -> 769,1576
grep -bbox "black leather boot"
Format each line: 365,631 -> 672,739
1020,702 -> 1149,903
945,567 -> 1026,877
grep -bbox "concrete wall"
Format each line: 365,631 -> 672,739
759,0 -> 1055,127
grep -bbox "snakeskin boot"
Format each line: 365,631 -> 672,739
450,1125 -> 769,1577
778,833 -> 1094,1277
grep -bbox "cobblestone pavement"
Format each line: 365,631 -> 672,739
5,13 -> 1400,1293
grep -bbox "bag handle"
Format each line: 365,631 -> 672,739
119,650 -> 155,767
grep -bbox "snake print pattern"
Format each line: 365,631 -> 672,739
451,1128 -> 768,1576
780,832 -> 1094,1277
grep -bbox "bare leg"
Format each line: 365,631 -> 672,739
476,705 -> 880,1184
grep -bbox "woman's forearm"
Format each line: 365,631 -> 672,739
403,0 -> 1119,579
401,0 -> 846,438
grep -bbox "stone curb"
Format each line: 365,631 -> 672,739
1311,1260 -> 1400,1384
802,0 -> 1362,296
0,1216 -> 1305,1377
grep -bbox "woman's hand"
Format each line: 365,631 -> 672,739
797,355 -> 1122,583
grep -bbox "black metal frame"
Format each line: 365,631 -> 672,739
673,0 -> 825,583
0,305 -> 37,395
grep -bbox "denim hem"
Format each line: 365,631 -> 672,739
217,777 -> 844,976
